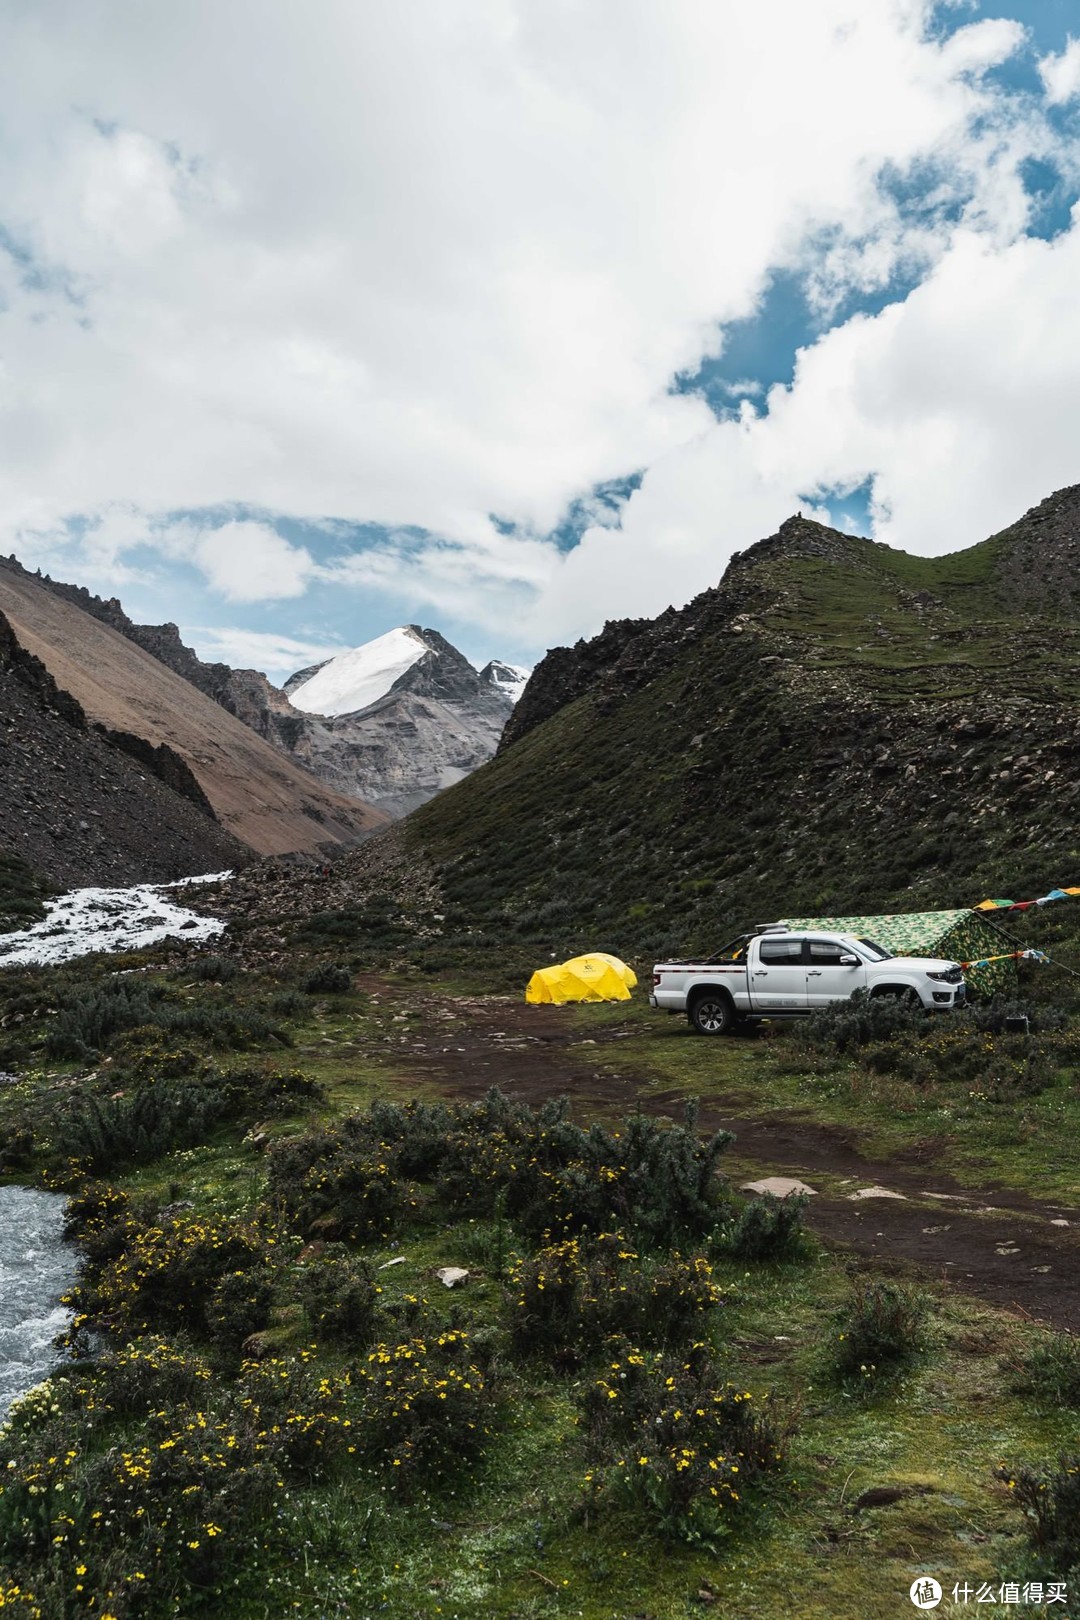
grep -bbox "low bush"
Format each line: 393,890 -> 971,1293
185,954 -> 242,984
996,1454 -> 1080,1580
508,1233 -> 722,1364
295,1243 -> 382,1345
1007,1334 -> 1080,1409
268,1090 -> 734,1252
207,1265 -> 277,1352
796,990 -> 929,1055
268,1137 -> 413,1241
712,1193 -> 808,1262
52,1079 -> 231,1172
44,976 -> 291,1062
831,1278 -> 926,1383
302,962 -> 353,994
66,1210 -> 271,1338
580,1340 -> 785,1549
353,1329 -> 495,1494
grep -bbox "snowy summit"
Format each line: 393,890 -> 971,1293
288,626 -> 429,717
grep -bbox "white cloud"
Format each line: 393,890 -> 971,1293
182,626 -> 344,681
187,520 -> 316,602
0,1 -> 1071,653
1039,37 -> 1080,105
521,215 -> 1080,642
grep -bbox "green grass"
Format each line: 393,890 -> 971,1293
3,923 -> 1080,1618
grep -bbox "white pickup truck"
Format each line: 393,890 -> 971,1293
651,926 -> 966,1035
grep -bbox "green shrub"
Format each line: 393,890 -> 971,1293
270,989 -> 309,1018
44,976 -> 291,1061
208,1265 -> 277,1351
45,977 -> 161,1059
353,1329 -> 494,1493
67,1211 -> 270,1337
1008,1334 -> 1080,1409
302,962 -> 353,994
268,1136 -> 412,1242
796,989 -> 928,1055
295,1244 -> 382,1344
52,1078 -> 231,1172
831,1278 -> 926,1382
580,1341 -> 786,1548
508,1233 -> 722,1364
186,954 -> 242,983
712,1193 -> 808,1262
996,1454 -> 1080,1578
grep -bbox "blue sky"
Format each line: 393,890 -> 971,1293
3,1 -> 1080,678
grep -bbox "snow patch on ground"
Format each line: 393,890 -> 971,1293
289,626 -> 428,716
0,872 -> 231,968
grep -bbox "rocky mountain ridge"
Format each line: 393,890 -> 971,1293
2,555 -> 527,819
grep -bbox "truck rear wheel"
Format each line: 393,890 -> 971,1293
688,990 -> 735,1036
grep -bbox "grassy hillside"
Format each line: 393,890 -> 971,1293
405,501 -> 1080,975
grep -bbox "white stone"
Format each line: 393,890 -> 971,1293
741,1177 -> 817,1198
435,1266 -> 470,1288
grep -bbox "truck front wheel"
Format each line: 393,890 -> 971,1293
688,991 -> 735,1036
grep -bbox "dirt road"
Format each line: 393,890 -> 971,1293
347,985 -> 1080,1331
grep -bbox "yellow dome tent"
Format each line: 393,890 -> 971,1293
525,952 -> 638,1005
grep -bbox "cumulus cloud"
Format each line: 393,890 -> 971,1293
0,0 -> 1072,651
1039,37 -> 1080,105
182,626 -> 344,681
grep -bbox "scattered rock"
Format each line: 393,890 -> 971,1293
435,1266 -> 470,1288
741,1176 -> 817,1198
848,1186 -> 907,1201
379,1256 -> 408,1270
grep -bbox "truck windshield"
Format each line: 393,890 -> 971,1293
856,937 -> 893,961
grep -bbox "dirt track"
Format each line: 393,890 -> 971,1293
351,987 -> 1080,1331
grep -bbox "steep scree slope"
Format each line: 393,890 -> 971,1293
0,561 -> 386,857
399,490 -> 1080,956
1,609 -> 248,891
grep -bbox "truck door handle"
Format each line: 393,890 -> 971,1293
753,970 -> 767,977
807,970 -> 823,977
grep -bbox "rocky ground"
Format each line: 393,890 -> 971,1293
0,608 -> 248,888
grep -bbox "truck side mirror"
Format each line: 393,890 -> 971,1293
839,954 -> 859,966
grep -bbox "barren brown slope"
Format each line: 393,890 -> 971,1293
0,563 -> 388,856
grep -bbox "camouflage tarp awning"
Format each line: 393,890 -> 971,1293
775,909 -> 1015,996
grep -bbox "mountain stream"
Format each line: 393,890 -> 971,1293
0,1186 -> 77,1422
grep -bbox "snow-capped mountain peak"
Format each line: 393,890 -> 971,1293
479,659 -> 531,704
287,626 -> 429,717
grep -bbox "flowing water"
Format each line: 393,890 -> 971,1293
0,1186 -> 77,1422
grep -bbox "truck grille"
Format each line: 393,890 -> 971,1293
944,966 -> 963,984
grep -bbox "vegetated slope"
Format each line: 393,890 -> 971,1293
2,555 -> 525,819
1,609 -> 248,898
0,560 -> 387,857
403,488 -> 1080,959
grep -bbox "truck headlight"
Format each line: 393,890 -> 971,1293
925,970 -> 951,981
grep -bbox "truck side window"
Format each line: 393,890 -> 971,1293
759,936 -> 804,963
808,939 -> 848,964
